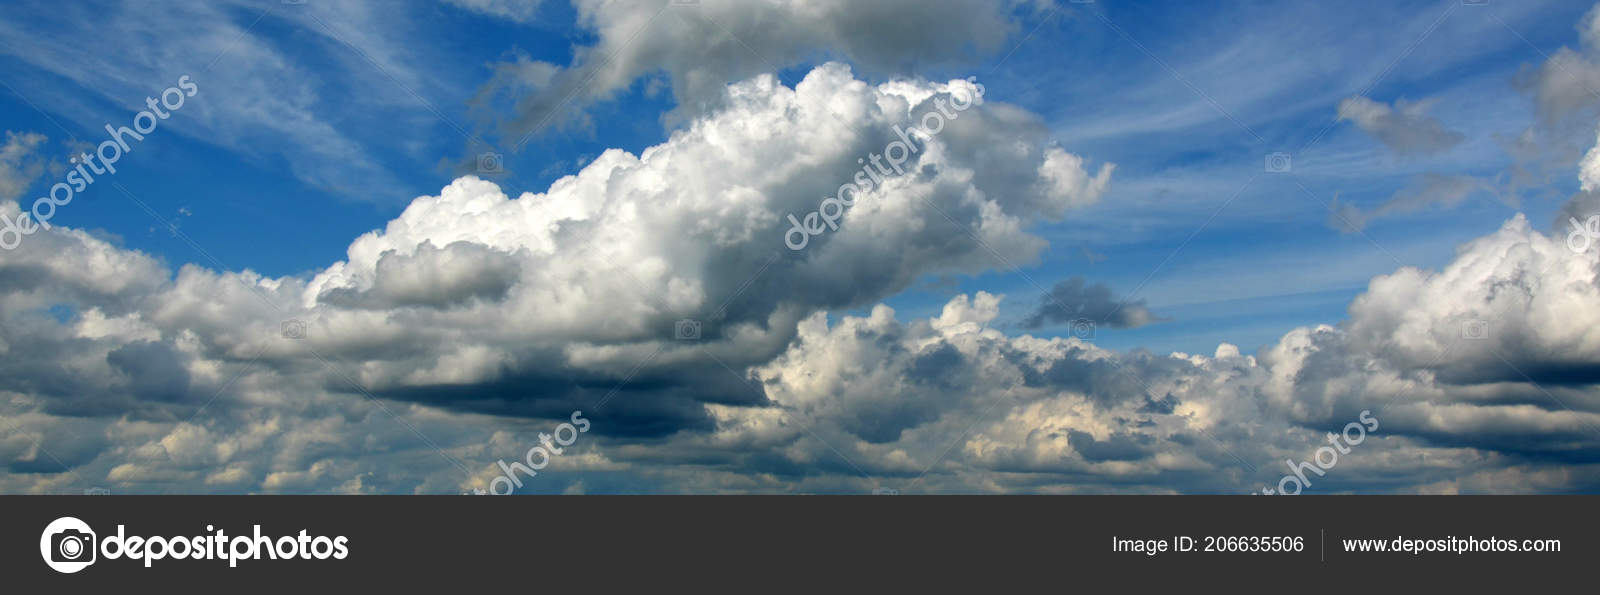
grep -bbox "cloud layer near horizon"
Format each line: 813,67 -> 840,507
5,195 -> 1595,493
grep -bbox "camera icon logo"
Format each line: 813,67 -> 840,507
1265,152 -> 1292,173
40,516 -> 97,573
1069,318 -> 1097,341
477,152 -> 505,174
281,319 -> 307,340
1462,319 -> 1489,340
674,318 -> 701,341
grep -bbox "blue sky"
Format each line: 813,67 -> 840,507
2,0 -> 1586,357
2,0 -> 1599,494
0,2 -> 1573,342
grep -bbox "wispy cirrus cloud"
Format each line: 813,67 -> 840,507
468,0 -> 1037,148
1328,173 -> 1487,233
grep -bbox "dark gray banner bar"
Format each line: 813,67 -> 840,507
4,495 -> 1590,590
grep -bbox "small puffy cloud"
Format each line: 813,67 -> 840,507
0,131 -> 46,202
1582,124 -> 1600,192
1337,96 -> 1463,156
1038,148 -> 1115,212
1020,277 -> 1164,330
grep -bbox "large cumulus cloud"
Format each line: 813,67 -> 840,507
272,64 -> 1109,427
0,64 -> 1122,492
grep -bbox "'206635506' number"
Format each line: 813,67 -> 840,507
1203,536 -> 1304,552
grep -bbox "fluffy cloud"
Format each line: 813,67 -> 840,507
280,65 -> 1108,425
7,187 -> 1596,493
728,209 -> 1600,490
1583,125 -> 1600,192
3,14 -> 1600,494
0,64 -> 1124,492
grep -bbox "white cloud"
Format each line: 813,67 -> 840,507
2,12 -> 1599,493
0,131 -> 46,202
1582,125 -> 1600,192
0,64 -> 1121,492
440,0 -> 542,23
734,206 -> 1600,491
